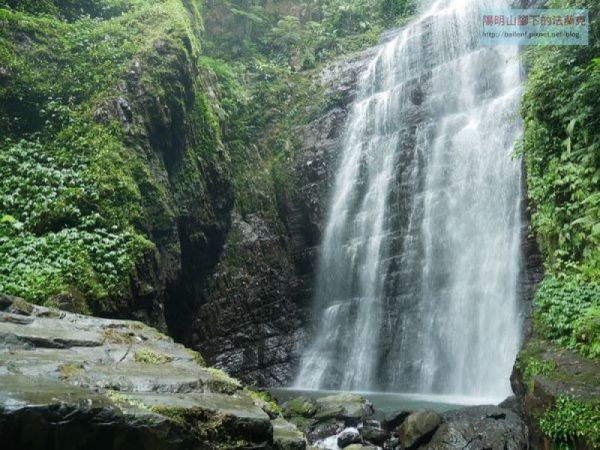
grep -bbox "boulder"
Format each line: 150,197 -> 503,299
359,424 -> 388,445
273,417 -> 307,450
315,393 -> 374,425
512,338 -> 600,449
421,405 -> 528,450
397,409 -> 442,448
337,427 -> 361,447
498,395 -> 520,415
307,418 -> 345,443
381,410 -> 411,430
285,396 -> 319,418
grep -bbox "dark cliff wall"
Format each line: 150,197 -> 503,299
186,46 -> 377,386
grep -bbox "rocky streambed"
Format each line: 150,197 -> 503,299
275,392 -> 529,450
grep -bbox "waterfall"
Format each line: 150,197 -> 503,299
294,0 -> 524,401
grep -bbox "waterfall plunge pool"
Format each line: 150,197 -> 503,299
268,388 -> 505,414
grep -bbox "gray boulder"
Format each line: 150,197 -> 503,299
397,409 -> 442,448
273,417 -> 307,450
420,405 -> 528,450
315,393 -> 374,425
308,418 -> 345,443
381,410 -> 411,430
338,427 -> 362,447
359,423 -> 388,445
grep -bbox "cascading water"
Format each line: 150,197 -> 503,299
294,0 -> 524,401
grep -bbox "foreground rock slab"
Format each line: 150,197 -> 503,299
0,295 -> 302,449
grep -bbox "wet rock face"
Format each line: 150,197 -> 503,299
190,214 -> 307,387
286,47 -> 378,298
90,39 -> 235,337
0,296 -> 302,450
191,46 -> 378,387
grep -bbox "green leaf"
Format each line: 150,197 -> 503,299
566,118 -> 576,137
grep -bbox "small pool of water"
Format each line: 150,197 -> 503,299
268,388 -> 501,414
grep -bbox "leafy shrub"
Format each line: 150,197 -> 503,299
534,275 -> 600,342
203,0 -> 415,67
574,305 -> 600,358
0,1 -> 201,309
534,274 -> 600,357
522,0 -> 600,276
518,355 -> 557,391
540,396 -> 600,448
4,0 -> 145,21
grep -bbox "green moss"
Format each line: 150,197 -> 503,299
540,395 -> 600,449
288,414 -> 311,431
8,298 -> 34,315
283,396 -> 317,417
105,390 -> 150,412
206,367 -> 242,394
134,347 -> 174,364
246,388 -> 283,416
101,327 -> 135,345
185,348 -> 206,367
149,405 -> 225,440
57,363 -> 82,379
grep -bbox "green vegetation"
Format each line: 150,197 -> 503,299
521,2 -> 600,446
522,0 -> 600,277
534,274 -> 600,355
540,396 -> 600,449
196,0 -> 417,281
0,0 -> 416,311
574,305 -> 600,358
517,353 -> 557,391
57,362 -> 83,378
203,0 -> 415,67
522,0 -> 600,359
134,346 -> 174,364
205,366 -> 242,393
246,387 -> 283,416
0,0 -> 221,311
185,348 -> 207,367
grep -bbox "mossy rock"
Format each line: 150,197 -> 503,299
134,347 -> 174,364
283,396 -> 318,418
